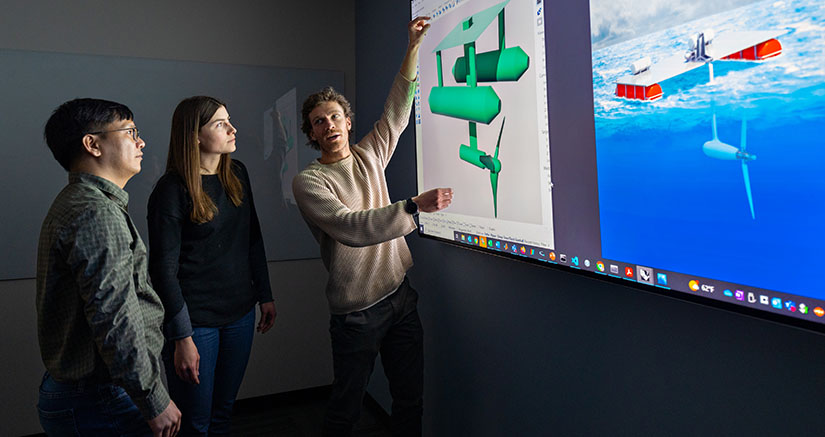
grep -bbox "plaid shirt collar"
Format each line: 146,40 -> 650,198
68,172 -> 129,210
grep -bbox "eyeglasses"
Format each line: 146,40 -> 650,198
87,126 -> 140,141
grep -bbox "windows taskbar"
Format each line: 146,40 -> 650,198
452,231 -> 825,326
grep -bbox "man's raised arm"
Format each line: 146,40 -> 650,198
401,16 -> 431,81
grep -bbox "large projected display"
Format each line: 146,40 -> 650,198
590,0 -> 824,320
413,0 -> 553,248
413,0 -> 825,332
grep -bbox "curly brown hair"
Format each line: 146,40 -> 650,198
301,87 -> 354,150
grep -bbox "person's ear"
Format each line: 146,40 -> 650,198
81,134 -> 103,158
346,117 -> 352,132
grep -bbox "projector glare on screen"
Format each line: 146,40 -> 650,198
412,0 -> 825,332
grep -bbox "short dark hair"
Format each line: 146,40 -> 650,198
301,87 -> 354,150
43,98 -> 134,171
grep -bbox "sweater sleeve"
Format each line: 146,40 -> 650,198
236,161 -> 273,304
292,170 -> 416,248
357,73 -> 416,169
147,175 -> 193,340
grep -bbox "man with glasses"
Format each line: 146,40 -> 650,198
36,98 -> 181,436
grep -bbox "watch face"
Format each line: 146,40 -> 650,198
406,198 -> 418,214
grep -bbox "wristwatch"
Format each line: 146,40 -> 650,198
404,197 -> 419,215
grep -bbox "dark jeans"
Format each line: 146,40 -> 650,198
324,276 -> 424,437
164,308 -> 255,436
37,372 -> 152,436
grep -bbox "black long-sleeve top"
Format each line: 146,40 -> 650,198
147,160 -> 273,339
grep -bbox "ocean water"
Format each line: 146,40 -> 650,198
591,0 -> 825,299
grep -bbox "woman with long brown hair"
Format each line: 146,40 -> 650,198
147,96 -> 276,435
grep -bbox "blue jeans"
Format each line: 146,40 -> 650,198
37,372 -> 152,436
164,308 -> 255,436
324,277 -> 424,437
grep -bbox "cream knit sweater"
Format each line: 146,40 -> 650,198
293,74 -> 417,314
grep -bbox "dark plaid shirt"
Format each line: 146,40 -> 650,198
36,172 -> 169,420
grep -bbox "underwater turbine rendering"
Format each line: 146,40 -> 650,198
427,0 -> 529,217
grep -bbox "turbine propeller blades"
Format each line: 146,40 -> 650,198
740,118 -> 755,219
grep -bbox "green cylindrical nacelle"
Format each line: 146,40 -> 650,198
429,86 -> 501,124
459,145 -> 487,169
453,47 -> 530,83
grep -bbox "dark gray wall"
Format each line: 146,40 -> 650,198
356,1 -> 825,435
0,50 -> 342,279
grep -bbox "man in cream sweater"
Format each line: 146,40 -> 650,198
293,16 -> 452,437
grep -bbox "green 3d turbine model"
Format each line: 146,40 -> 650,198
428,0 -> 529,217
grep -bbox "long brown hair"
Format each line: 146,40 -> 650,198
167,96 -> 243,223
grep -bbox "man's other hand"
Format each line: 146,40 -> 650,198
148,400 -> 181,437
413,188 -> 453,213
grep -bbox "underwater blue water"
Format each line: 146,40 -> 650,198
591,0 -> 825,299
